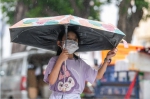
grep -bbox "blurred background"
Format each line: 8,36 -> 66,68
0,0 -> 150,99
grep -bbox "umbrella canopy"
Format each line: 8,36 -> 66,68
9,15 -> 125,52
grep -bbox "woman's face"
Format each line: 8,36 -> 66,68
62,31 -> 78,42
57,31 -> 78,48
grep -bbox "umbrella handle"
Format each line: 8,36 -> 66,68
64,60 -> 66,86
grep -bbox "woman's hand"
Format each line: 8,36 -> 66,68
106,48 -> 118,59
58,49 -> 69,62
49,49 -> 68,85
96,48 -> 118,80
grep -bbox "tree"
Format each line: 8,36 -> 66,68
106,0 -> 150,43
1,0 -> 101,53
118,0 -> 150,43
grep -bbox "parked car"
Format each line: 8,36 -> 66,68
1,49 -> 55,99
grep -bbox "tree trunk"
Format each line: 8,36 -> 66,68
12,0 -> 28,54
117,0 -> 143,43
69,0 -> 91,18
82,0 -> 91,18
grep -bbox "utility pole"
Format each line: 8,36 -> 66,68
0,5 -> 5,99
0,7 -> 1,99
0,18 -> 5,65
0,16 -> 2,99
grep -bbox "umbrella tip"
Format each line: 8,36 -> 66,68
122,39 -> 128,48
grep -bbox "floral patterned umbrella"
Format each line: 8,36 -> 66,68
9,15 -> 125,52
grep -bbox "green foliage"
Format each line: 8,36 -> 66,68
1,0 -> 101,24
134,0 -> 150,20
104,0 -> 150,10
104,0 -> 150,19
135,0 -> 149,10
75,0 -> 83,10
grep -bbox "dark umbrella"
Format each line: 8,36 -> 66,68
9,15 -> 125,52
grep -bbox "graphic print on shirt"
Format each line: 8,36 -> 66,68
54,64 -> 79,93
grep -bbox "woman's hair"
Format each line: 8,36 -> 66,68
56,26 -> 80,60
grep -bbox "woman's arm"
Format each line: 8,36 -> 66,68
96,48 -> 118,79
48,49 -> 68,85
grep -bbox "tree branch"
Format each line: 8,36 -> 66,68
43,7 -> 59,16
125,8 -> 143,42
69,0 -> 81,16
82,0 -> 91,18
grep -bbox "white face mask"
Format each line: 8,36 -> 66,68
63,40 -> 79,54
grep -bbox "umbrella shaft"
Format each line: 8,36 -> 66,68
63,25 -> 68,92
65,25 -> 68,48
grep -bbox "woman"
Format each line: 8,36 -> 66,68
43,27 -> 117,99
